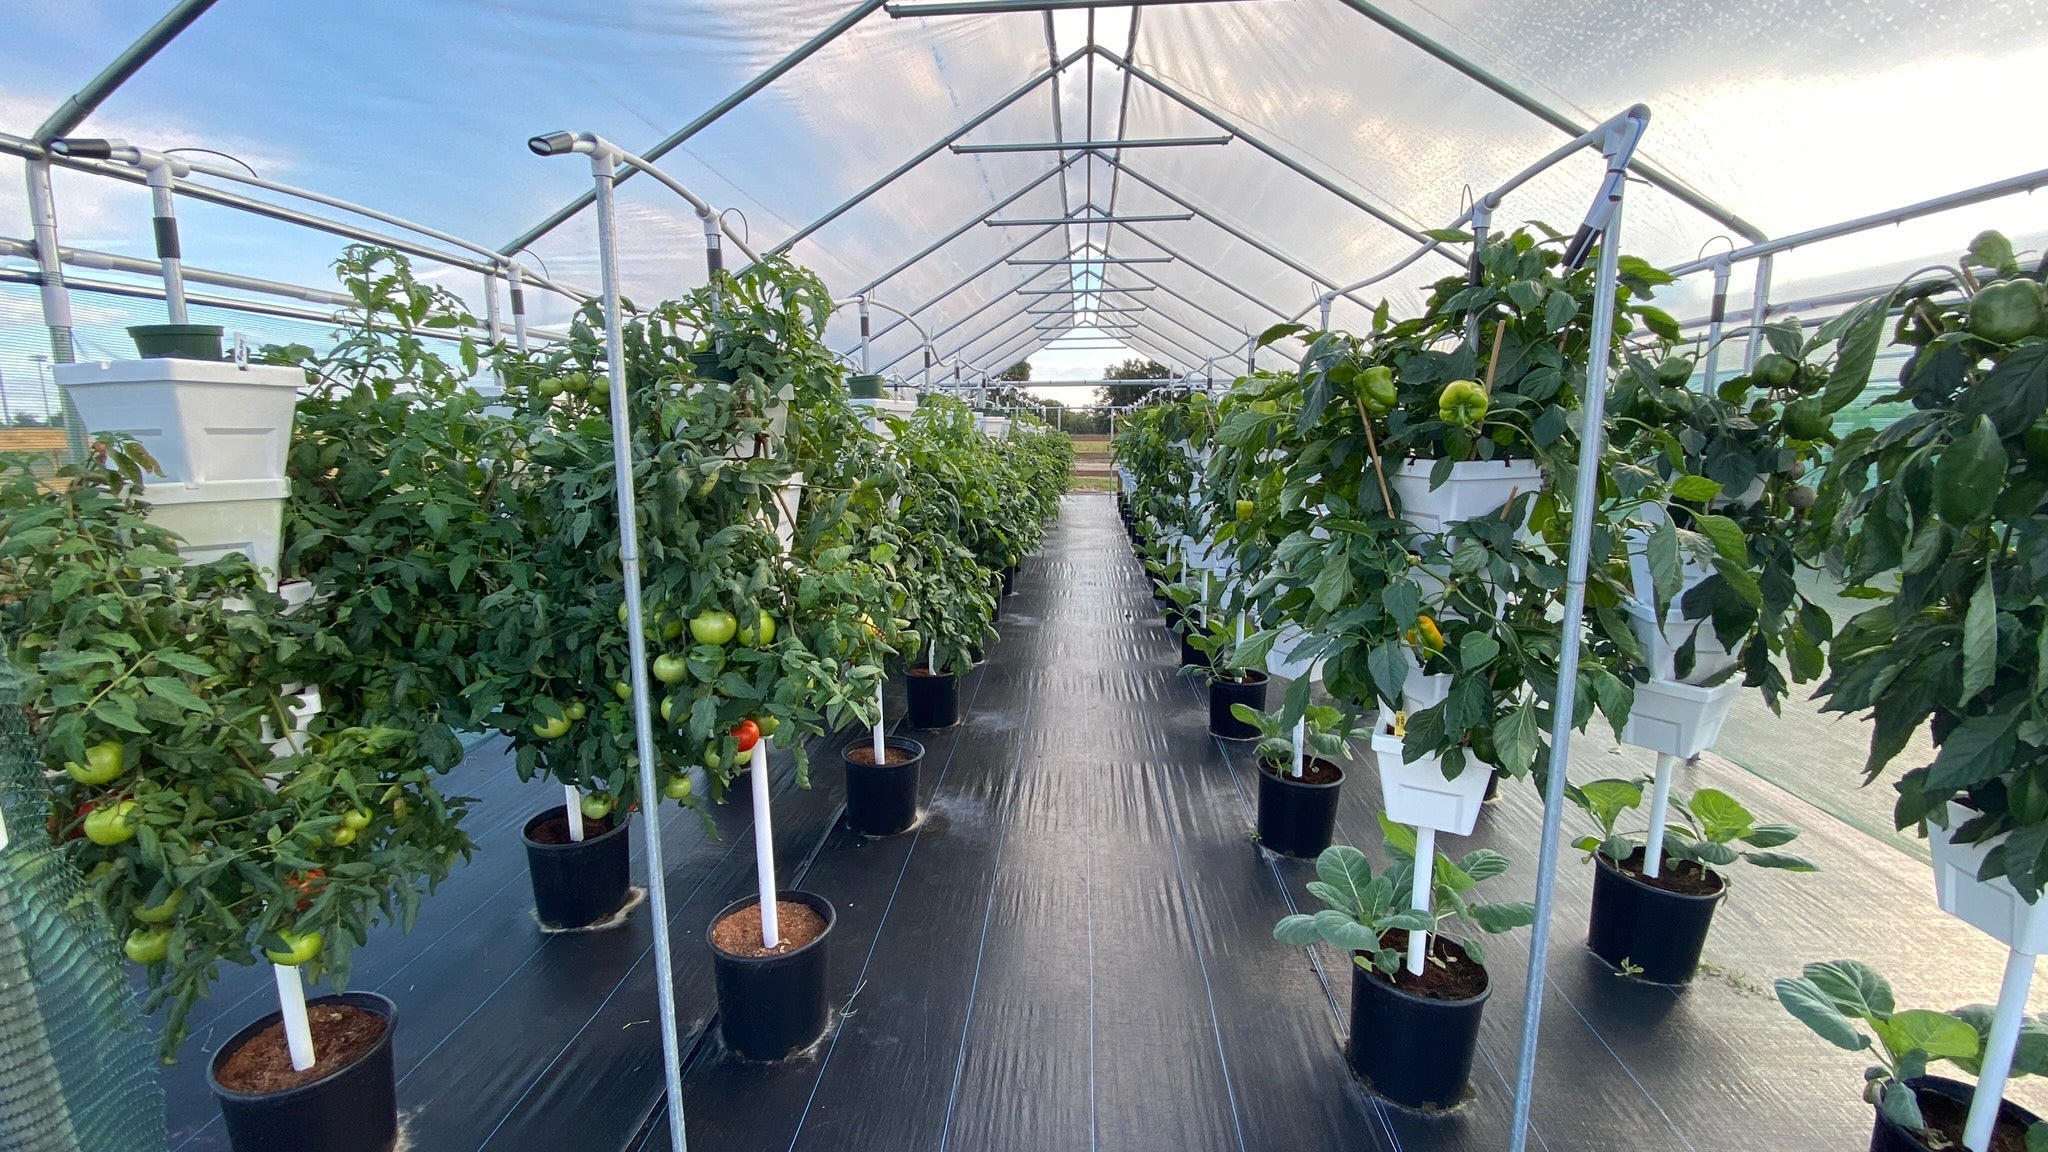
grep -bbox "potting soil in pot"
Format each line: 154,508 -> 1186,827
215,1005 -> 389,1094
1262,758 -> 1342,787
843,743 -> 919,767
1909,1089 -> 2031,1152
712,901 -> 829,958
1377,930 -> 1487,1000
1610,850 -> 1724,897
526,811 -> 618,845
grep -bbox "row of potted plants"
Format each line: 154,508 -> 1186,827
3,247 -> 1070,1150
1114,225 -> 2048,1149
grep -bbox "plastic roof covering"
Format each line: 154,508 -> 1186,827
3,0 -> 2047,379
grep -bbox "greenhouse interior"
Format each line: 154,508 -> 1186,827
2,2 -> 2047,1151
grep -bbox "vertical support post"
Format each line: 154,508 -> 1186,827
25,159 -> 83,459
703,213 -> 723,280
751,737 -> 781,949
1507,150 -> 1632,1152
484,271 -> 505,388
859,296 -> 872,373
1700,259 -> 1730,394
508,265 -> 530,352
587,145 -> 691,1152
1406,825 -> 1436,976
1965,949 -> 2038,1151
1466,201 -> 1492,355
272,963 -> 317,1071
1317,294 -> 1333,331
1743,255 -> 1773,372
1642,753 -> 1677,879
144,162 -> 187,323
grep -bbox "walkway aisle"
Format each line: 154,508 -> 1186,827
666,493 -> 1390,1152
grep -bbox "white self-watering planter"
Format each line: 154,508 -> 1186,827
1929,802 -> 2048,954
1624,597 -> 1738,686
852,397 -> 918,441
981,415 -> 1011,437
1266,623 -> 1319,681
1400,649 -> 1452,713
57,358 -> 303,584
1619,676 -> 1741,759
1371,714 -> 1493,837
1388,458 -> 1543,539
1622,524 -> 1717,608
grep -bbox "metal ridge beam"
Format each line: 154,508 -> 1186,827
34,0 -> 220,143
988,212 -> 1193,225
951,136 -> 1229,153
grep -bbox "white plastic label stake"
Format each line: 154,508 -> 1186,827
1407,825 -> 1436,976
1642,753 -> 1677,879
872,683 -> 887,764
1291,717 -> 1305,780
564,783 -> 585,842
1964,948 -> 2039,1151
751,738 -> 780,950
272,963 -> 318,1071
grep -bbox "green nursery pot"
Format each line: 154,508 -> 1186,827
849,373 -> 887,399
129,324 -> 224,360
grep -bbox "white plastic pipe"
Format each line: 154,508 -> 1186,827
1406,825 -> 1436,976
1291,717 -> 1305,779
1642,753 -> 1677,879
1965,949 -> 2038,1151
751,738 -> 780,949
872,683 -> 887,764
564,783 -> 585,842
272,963 -> 317,1071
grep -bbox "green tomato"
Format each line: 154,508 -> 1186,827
342,809 -> 372,831
660,697 -> 676,723
132,889 -> 182,924
613,680 -> 633,700
532,712 -> 573,739
1437,379 -> 1489,427
690,610 -> 739,646
652,654 -> 690,685
123,927 -> 171,965
83,801 -> 138,846
756,715 -> 781,737
65,740 -> 125,785
537,377 -> 565,399
330,825 -> 358,847
736,611 -> 777,647
580,794 -> 614,821
265,929 -> 322,966
565,700 -> 588,722
664,775 -> 693,801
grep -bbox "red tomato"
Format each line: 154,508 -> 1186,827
287,868 -> 327,912
733,719 -> 761,753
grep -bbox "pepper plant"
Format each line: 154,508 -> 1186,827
1805,230 -> 2048,896
1565,777 -> 1815,874
0,440 -> 470,1056
1273,822 -> 1534,976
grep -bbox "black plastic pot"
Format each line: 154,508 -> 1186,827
1870,1076 -> 2044,1152
1179,629 -> 1209,670
841,736 -> 926,836
1001,565 -> 1017,596
1208,670 -> 1269,740
1348,951 -> 1489,1111
1586,851 -> 1724,985
1256,759 -> 1344,858
521,805 -> 632,930
688,349 -> 736,382
711,890 -> 836,1061
208,991 -> 398,1152
905,667 -> 961,729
